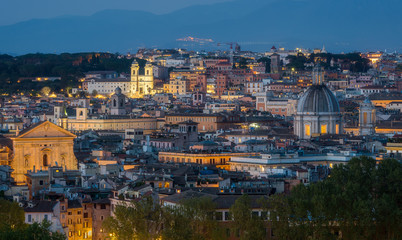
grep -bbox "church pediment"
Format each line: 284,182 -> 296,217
14,121 -> 76,139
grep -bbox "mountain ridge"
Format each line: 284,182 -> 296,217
1,0 -> 401,54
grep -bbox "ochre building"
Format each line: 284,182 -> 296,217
11,121 -> 78,184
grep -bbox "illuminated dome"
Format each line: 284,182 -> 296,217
297,85 -> 340,113
294,64 -> 343,139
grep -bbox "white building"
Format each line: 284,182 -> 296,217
24,201 -> 64,233
229,152 -> 355,177
246,81 -> 264,94
87,78 -> 131,95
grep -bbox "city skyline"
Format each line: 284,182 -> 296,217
0,1 -> 401,239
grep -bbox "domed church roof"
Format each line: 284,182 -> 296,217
297,85 -> 340,113
296,63 -> 340,114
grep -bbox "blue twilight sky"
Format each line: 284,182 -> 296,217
0,0 -> 232,26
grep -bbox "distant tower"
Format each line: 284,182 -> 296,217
178,120 -> 199,149
312,63 -> 324,85
270,53 -> 280,74
359,97 -> 376,135
76,107 -> 88,120
130,60 -> 140,96
321,45 -> 327,54
110,87 -> 126,115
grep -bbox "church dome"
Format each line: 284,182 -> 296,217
115,87 -> 122,95
297,84 -> 340,113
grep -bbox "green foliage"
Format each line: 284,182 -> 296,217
0,199 -> 25,231
163,196 -> 224,240
257,57 -> 271,73
103,156 -> 401,240
286,53 -> 308,71
237,58 -> 249,69
0,53 -> 134,94
229,194 -> 266,240
286,52 -> 370,72
103,196 -> 163,240
267,156 -> 402,240
0,199 -> 65,239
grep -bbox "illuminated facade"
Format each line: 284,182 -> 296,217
11,121 -> 78,184
58,108 -> 158,134
163,76 -> 188,96
131,61 -> 154,97
158,151 -> 257,167
294,64 -> 342,139
60,199 -> 93,240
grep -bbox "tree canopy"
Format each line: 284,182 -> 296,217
0,53 -> 135,94
267,156 -> 402,240
0,199 -> 65,240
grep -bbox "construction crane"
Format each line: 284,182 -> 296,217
217,42 -> 240,64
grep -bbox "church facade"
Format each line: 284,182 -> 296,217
11,121 -> 78,184
130,61 -> 154,97
294,65 -> 343,139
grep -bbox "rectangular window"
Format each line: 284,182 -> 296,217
215,212 -> 223,221
305,124 -> 311,136
321,124 -> 327,134
28,214 -> 31,222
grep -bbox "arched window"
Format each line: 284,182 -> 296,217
43,154 -> 48,167
113,99 -> 117,107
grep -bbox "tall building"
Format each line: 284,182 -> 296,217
270,53 -> 280,74
11,121 -> 78,184
110,87 -> 126,115
359,98 -> 376,135
131,61 -> 154,97
294,64 -> 342,139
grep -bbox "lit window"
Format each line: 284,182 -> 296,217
321,124 -> 327,134
305,124 -> 311,136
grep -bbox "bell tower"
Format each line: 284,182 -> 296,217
359,97 -> 376,135
130,60 -> 140,96
110,87 -> 126,115
312,64 -> 324,85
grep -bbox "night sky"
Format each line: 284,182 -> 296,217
0,0 -> 231,26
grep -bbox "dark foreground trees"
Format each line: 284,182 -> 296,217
268,156 -> 402,240
104,156 -> 401,240
0,199 -> 65,240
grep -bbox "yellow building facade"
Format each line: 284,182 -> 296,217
131,61 -> 154,97
61,199 -> 93,240
158,152 -> 257,166
58,108 -> 158,134
11,121 -> 78,184
163,76 -> 188,96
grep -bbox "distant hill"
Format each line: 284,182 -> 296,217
0,0 -> 401,54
